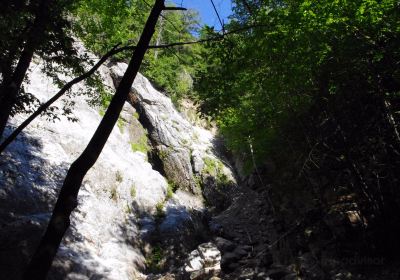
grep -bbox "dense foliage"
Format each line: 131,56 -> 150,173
195,0 -> 400,255
74,0 -> 202,102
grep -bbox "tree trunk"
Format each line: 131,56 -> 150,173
22,0 -> 165,279
0,0 -> 51,139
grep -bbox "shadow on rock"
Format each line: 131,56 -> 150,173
0,125 -> 70,280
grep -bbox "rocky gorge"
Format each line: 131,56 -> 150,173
1,43 -> 399,280
0,48 -> 271,280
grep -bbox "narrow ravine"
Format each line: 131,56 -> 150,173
2,44 -> 398,280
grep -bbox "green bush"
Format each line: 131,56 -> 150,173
130,184 -> 136,198
166,181 -> 178,200
155,202 -> 165,219
145,245 -> 164,272
203,157 -> 231,187
110,186 -> 118,202
130,134 -> 150,154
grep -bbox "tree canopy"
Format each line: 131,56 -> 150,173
74,0 -> 203,102
195,0 -> 400,254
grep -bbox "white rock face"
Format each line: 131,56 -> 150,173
0,60 -> 167,280
110,63 -> 236,195
0,48 -> 236,280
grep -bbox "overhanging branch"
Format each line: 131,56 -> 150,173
0,24 -> 268,154
163,6 -> 187,11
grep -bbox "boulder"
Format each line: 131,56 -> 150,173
183,243 -> 221,280
214,237 -> 235,253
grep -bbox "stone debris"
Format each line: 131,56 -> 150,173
183,243 -> 221,280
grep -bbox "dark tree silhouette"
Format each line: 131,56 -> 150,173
0,0 -> 52,138
23,0 -> 167,278
0,0 -> 88,140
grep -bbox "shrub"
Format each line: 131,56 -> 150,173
131,134 -> 150,154
115,171 -> 123,183
130,184 -> 136,199
155,202 -> 165,219
166,181 -> 177,200
110,186 -> 118,202
145,245 -> 164,272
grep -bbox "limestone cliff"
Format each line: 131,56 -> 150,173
0,54 -> 235,279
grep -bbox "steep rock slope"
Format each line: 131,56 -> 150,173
0,56 -> 235,279
0,60 -> 169,279
111,63 -> 236,195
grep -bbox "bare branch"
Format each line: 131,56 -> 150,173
0,43 -> 123,154
210,0 -> 225,32
0,24 -> 267,154
163,6 -> 187,11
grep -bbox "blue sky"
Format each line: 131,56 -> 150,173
170,0 -> 233,28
